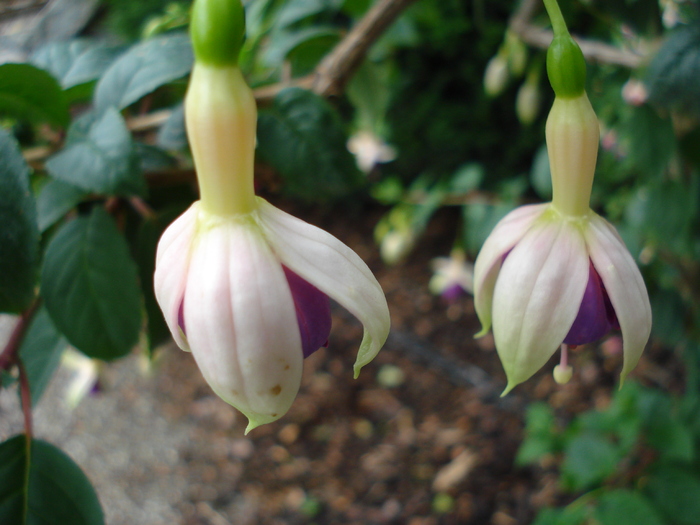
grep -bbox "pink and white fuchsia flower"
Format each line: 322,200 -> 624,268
474,54 -> 651,394
154,0 -> 390,432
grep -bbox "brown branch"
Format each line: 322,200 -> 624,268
509,0 -> 644,69
312,0 -> 420,97
23,0 -> 419,166
0,300 -> 40,373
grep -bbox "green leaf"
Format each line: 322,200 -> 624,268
264,27 -> 340,66
646,23 -> 700,113
0,435 -> 104,525
36,179 -> 87,232
649,289 -> 686,347
156,104 -> 187,151
625,181 -> 695,255
0,64 -> 69,127
134,142 -> 177,172
19,308 -> 67,407
275,0 -> 343,28
530,144 -> 552,199
595,490 -> 664,525
30,39 -> 123,90
41,207 -> 142,360
94,33 -> 193,114
622,105 -> 675,179
0,129 -> 40,313
561,434 -> 619,490
646,467 -> 700,524
257,88 -> 362,200
45,108 -> 145,197
517,402 -> 558,465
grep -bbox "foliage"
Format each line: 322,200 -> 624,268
521,380 -> 700,524
0,0 -> 699,519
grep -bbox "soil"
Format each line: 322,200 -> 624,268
0,196 -> 674,525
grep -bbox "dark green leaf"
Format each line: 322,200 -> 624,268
94,33 -> 193,114
622,105 -> 675,178
45,108 -> 145,196
530,144 -> 552,199
36,179 -> 86,232
447,163 -> 483,196
41,207 -> 142,360
595,490 -> 664,525
646,23 -> 700,113
561,434 -> 619,490
264,27 -> 340,65
0,129 -> 40,313
0,64 -> 69,127
646,467 -> 700,524
275,0 -> 343,28
625,180 -> 695,255
30,40 -> 123,89
19,308 -> 67,407
0,435 -> 104,525
257,88 -> 362,200
135,143 -> 177,172
649,289 -> 686,346
156,104 -> 187,150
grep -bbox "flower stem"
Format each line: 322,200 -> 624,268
543,0 -> 568,36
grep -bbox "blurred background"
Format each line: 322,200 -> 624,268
1,0 -> 700,523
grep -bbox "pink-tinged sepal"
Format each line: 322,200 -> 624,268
256,198 -> 390,378
491,214 -> 589,394
585,214 -> 652,385
154,204 -> 199,351
473,203 -> 549,337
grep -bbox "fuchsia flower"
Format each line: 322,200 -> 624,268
473,18 -> 651,394
154,0 -> 390,432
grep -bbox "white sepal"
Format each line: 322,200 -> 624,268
473,203 -> 548,337
492,217 -> 589,394
183,212 -> 303,433
585,214 -> 652,384
256,198 -> 390,377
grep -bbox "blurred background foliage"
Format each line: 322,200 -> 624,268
1,0 -> 700,522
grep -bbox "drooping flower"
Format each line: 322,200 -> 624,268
473,3 -> 651,394
154,0 -> 390,432
429,249 -> 474,302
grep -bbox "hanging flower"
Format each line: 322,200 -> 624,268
154,0 -> 390,432
473,4 -> 651,394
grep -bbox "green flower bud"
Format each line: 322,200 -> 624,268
546,33 -> 586,99
190,0 -> 246,66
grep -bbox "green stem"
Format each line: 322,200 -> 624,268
543,0 -> 569,36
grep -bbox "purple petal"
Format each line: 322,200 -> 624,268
178,299 -> 186,337
442,283 -> 466,303
563,262 -> 617,345
283,266 -> 332,358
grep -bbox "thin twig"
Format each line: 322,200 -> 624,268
312,0 -> 419,97
0,300 -> 40,373
129,196 -> 157,220
509,0 -> 644,69
22,0 -> 419,168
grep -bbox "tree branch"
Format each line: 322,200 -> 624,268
509,0 -> 644,69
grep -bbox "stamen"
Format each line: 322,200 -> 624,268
553,344 -> 573,384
